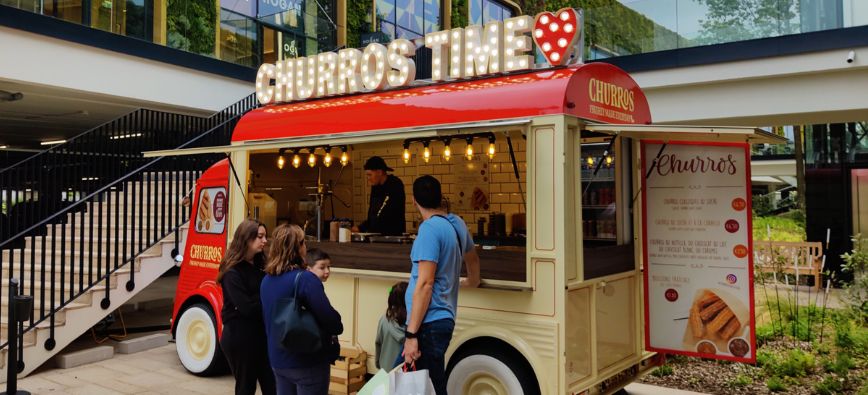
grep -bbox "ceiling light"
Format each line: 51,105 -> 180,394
340,149 -> 349,167
41,139 -> 66,146
0,145 -> 7,149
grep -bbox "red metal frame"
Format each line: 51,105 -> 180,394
171,159 -> 230,335
233,63 -> 652,143
640,140 -> 756,364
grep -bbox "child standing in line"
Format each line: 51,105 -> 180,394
306,248 -> 332,282
306,247 -> 340,363
375,281 -> 408,370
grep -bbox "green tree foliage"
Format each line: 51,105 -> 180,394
694,0 -> 799,45
452,0 -> 468,28
516,0 -> 681,56
167,0 -> 216,55
345,0 -> 370,48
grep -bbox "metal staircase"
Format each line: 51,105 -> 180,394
0,94 -> 256,379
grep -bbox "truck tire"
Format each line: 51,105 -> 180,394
446,346 -> 540,395
175,303 -> 226,376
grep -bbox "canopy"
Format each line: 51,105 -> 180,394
231,62 -> 652,143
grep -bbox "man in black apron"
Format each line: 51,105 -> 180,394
353,156 -> 406,235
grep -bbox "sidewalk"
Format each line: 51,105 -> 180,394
625,383 -> 709,395
15,342 -> 707,395
18,343 -> 235,394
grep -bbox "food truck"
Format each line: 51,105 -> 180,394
148,9 -> 785,394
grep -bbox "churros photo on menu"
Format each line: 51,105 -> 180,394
684,289 -> 751,358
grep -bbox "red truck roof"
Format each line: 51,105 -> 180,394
232,62 -> 651,143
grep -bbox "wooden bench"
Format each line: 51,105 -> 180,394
754,241 -> 823,291
329,346 -> 367,394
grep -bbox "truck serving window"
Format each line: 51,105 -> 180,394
245,131 -> 529,283
581,137 -> 634,279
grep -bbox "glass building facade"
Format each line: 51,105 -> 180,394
0,0 -> 337,67
578,0 -> 868,60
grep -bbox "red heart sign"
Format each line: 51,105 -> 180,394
533,8 -> 580,66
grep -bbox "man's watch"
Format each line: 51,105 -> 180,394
404,329 -> 418,339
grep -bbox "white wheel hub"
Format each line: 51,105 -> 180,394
176,306 -> 217,374
448,354 -> 524,395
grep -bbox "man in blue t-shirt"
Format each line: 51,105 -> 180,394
400,175 -> 480,395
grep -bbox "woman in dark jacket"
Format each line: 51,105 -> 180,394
261,224 -> 343,395
218,219 -> 276,395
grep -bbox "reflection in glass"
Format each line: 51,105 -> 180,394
220,9 -> 258,67
377,0 -> 439,40
582,0 -> 865,59
92,0 -> 151,40
42,0 -> 84,23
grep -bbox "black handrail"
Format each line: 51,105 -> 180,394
0,96 -> 257,358
0,94 -> 256,244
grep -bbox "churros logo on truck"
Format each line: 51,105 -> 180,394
255,8 -> 586,105
587,78 -> 637,123
189,244 -> 224,270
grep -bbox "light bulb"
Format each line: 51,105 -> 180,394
465,143 -> 474,160
308,152 -> 316,167
292,154 -> 301,168
277,155 -> 285,169
488,142 -> 496,159
443,144 -> 452,161
324,152 -> 333,167
423,144 -> 431,163
605,155 -> 613,167
586,155 -> 595,167
403,147 -> 411,164
340,151 -> 349,166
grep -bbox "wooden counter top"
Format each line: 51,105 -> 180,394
310,241 -> 526,282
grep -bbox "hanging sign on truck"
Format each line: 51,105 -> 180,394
641,141 -> 757,363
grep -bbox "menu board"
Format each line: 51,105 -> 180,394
641,141 -> 755,363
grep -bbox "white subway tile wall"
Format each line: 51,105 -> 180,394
351,138 -> 527,233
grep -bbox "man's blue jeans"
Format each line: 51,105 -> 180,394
394,318 -> 455,395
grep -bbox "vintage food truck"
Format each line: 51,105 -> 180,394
147,9 -> 783,394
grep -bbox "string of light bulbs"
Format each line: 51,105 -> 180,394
277,146 -> 349,169
402,132 -> 497,164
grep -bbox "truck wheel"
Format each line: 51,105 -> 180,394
447,347 -> 540,395
175,303 -> 226,376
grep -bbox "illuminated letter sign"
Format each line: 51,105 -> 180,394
255,8 -> 584,105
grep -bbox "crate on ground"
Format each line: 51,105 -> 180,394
330,345 -> 367,394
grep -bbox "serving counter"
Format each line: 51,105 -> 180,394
310,241 -> 526,282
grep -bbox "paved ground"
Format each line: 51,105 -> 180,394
15,341 -> 706,395
20,276 -> 840,394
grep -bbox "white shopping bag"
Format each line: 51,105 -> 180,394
358,368 -> 391,395
389,365 -> 435,395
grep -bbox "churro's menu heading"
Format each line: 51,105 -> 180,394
641,142 -> 756,363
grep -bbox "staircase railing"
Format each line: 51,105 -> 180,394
0,94 -> 256,245
0,113 -> 243,364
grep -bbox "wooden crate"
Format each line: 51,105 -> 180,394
329,346 -> 368,394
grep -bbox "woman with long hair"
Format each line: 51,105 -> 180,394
261,224 -> 343,395
218,219 -> 276,395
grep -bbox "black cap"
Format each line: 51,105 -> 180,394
363,156 -> 393,171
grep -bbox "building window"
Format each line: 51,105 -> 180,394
92,0 -> 152,41
377,0 -> 441,40
41,0 -> 84,24
469,0 -> 512,25
219,9 -> 258,67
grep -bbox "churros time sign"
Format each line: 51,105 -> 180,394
641,141 -> 756,363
